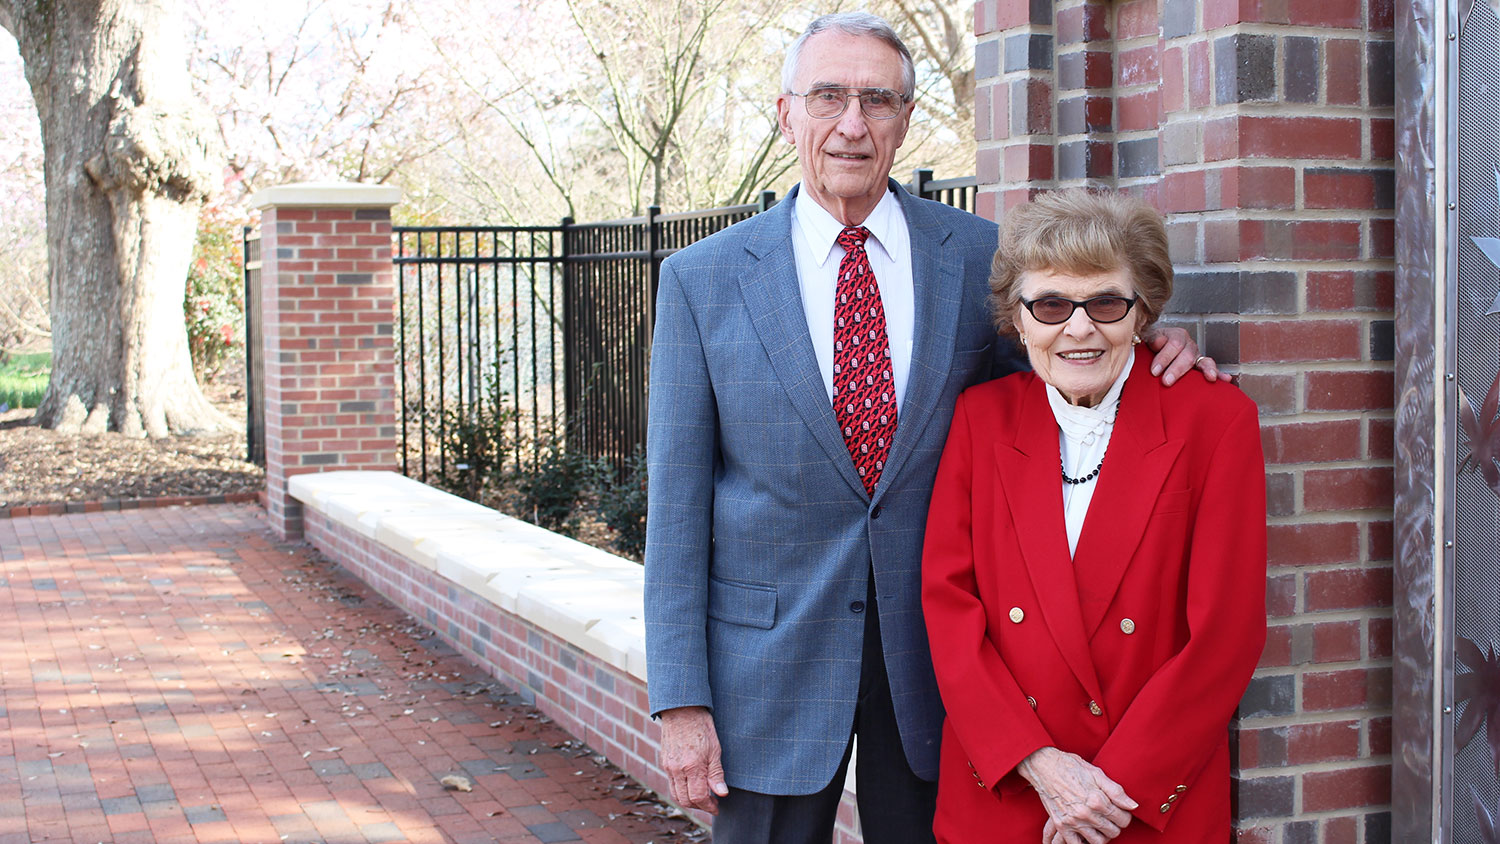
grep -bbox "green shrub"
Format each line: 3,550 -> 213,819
509,428 -> 596,537
410,379 -> 648,560
591,446 -> 648,559
0,351 -> 49,410
427,389 -> 517,501
185,205 -> 246,382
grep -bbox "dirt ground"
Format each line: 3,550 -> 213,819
0,367 -> 263,510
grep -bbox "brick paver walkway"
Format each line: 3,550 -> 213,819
0,504 -> 697,844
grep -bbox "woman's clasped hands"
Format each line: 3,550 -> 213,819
1017,747 -> 1138,844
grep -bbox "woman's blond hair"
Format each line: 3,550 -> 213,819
988,190 -> 1173,338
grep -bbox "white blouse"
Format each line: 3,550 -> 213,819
1045,361 -> 1133,557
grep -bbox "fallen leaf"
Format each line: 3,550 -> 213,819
440,774 -> 472,792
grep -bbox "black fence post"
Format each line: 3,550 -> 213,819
560,216 -> 575,456
912,168 -> 933,200
646,205 -> 662,313
396,229 -> 408,477
637,205 -> 661,470
242,225 -> 253,463
241,225 -> 263,467
758,190 -> 778,211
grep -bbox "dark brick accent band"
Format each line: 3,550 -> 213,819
1004,33 -> 1053,72
1215,34 -> 1277,104
1284,36 -> 1320,103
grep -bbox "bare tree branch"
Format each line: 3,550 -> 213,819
174,0 -> 972,227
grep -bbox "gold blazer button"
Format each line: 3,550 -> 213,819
1120,618 -> 1136,634
1026,695 -> 1037,710
1009,607 -> 1024,623
1160,802 -> 1171,813
1088,700 -> 1103,716
1176,785 -> 1187,793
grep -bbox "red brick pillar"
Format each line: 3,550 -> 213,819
975,0 -> 1395,838
250,182 -> 401,540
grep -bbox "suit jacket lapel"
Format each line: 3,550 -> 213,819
738,191 -> 869,499
875,185 -> 963,500
995,377 -> 1104,704
1072,350 -> 1184,636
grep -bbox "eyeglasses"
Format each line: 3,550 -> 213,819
1021,295 -> 1138,325
788,86 -> 908,120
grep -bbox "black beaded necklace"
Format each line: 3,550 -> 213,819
1061,458 -> 1104,485
1060,392 -> 1121,486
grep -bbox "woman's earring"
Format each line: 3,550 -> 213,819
1020,334 -> 1028,347
1131,333 -> 1141,345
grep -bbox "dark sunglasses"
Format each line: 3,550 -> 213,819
1021,295 -> 1137,325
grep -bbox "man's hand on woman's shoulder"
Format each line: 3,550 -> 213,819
1145,326 -> 1235,387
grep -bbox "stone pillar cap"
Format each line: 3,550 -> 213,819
250,181 -> 401,210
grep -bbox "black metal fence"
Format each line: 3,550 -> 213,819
912,170 -> 979,213
242,227 -> 265,467
396,227 -> 566,483
559,191 -> 777,475
395,170 -> 976,480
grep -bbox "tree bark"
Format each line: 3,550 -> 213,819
1,0 -> 228,436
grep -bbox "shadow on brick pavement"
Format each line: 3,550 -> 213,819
0,504 -> 704,844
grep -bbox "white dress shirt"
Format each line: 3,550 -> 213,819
790,188 -> 915,411
1046,359 -> 1133,557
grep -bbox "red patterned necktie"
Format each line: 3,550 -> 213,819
833,226 -> 898,497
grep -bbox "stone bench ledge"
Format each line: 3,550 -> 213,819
288,470 -> 646,680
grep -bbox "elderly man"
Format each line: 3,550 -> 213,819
643,12 -> 1218,844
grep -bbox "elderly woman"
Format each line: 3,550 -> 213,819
921,190 -> 1266,844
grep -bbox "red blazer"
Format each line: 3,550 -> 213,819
922,348 -> 1266,843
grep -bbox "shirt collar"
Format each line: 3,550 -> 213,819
792,186 -> 906,267
1045,354 -> 1133,443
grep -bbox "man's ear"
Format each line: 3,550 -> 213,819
893,99 -> 915,148
775,95 -> 796,144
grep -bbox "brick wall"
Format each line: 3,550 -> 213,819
252,184 -> 403,539
974,0 -> 1396,839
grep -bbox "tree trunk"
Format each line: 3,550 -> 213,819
0,0 -> 227,436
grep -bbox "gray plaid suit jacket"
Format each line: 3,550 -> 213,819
644,180 -> 1023,795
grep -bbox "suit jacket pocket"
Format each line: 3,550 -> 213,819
707,576 -> 777,629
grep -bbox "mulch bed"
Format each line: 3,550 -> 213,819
0,374 -> 264,516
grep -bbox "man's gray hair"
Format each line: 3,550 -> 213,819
781,12 -> 917,101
